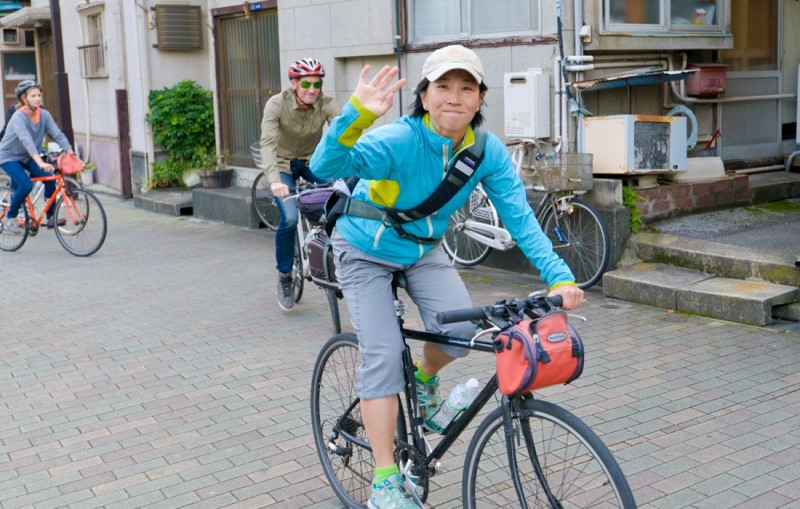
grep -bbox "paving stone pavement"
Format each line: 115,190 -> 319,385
2,195 -> 800,509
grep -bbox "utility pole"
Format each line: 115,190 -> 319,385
49,0 -> 74,144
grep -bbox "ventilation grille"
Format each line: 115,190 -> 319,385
155,4 -> 202,51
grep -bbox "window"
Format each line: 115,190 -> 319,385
79,12 -> 107,78
605,0 -> 722,32
2,28 -> 18,44
410,0 -> 540,42
22,29 -> 34,48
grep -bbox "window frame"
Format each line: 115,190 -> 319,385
602,0 -> 724,35
79,10 -> 107,79
408,0 -> 542,44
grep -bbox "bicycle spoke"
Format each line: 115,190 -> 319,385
54,189 -> 107,256
465,400 -> 633,508
544,199 -> 609,290
443,186 -> 498,266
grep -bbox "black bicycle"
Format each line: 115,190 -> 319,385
310,280 -> 636,508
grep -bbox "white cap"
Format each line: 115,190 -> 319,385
422,45 -> 485,84
466,378 -> 479,389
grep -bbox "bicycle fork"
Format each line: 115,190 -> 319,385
502,397 -> 563,509
400,342 -> 437,507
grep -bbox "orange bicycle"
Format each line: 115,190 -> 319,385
0,152 -> 107,256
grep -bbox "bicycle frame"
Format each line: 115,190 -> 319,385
22,174 -> 65,228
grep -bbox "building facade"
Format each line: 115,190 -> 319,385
3,1 -> 797,196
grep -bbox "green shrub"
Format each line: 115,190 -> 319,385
146,80 -> 215,167
148,158 -> 190,189
622,186 -> 644,233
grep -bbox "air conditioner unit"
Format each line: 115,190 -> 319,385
504,70 -> 550,139
583,115 -> 687,174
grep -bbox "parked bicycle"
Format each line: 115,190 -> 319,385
0,150 -> 107,256
311,282 -> 635,508
443,140 -> 610,289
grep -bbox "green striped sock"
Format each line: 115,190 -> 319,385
373,464 -> 400,486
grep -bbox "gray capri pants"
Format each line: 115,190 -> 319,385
331,229 -> 476,400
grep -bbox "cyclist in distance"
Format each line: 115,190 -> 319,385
310,45 -> 585,508
0,80 -> 74,235
259,58 -> 341,310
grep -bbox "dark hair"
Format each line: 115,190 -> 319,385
409,78 -> 488,128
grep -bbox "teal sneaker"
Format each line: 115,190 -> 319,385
414,362 -> 440,422
368,473 -> 421,509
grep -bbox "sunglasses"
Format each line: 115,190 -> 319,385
299,80 -> 322,90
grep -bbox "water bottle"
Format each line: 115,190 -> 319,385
426,378 -> 479,434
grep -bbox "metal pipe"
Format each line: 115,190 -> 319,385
670,53 -> 796,104
554,56 -> 568,148
394,0 -> 403,113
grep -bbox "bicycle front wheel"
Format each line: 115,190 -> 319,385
0,187 -> 29,252
251,172 -> 280,230
442,186 -> 499,266
542,198 -> 610,289
464,399 -> 635,509
54,188 -> 107,256
292,232 -> 304,303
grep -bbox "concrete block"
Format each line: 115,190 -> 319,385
603,262 -> 712,309
662,157 -> 725,183
191,187 -> 261,229
133,189 -> 193,216
677,277 -> 799,326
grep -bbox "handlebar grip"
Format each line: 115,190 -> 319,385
436,307 -> 488,325
546,295 -> 563,308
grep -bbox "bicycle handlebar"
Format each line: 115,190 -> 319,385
436,295 -> 563,325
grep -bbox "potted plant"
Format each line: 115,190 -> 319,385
80,162 -> 97,185
146,80 -> 217,189
196,147 -> 233,189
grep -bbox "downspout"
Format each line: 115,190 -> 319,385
135,0 -> 155,183
75,6 -> 91,163
394,0 -> 403,114
555,0 -> 571,151
573,0 -> 585,152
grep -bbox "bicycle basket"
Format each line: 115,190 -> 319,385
521,152 -> 593,193
57,153 -> 85,176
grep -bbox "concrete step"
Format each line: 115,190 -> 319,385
191,187 -> 261,229
603,262 -> 799,326
628,232 -> 800,287
133,189 -> 193,216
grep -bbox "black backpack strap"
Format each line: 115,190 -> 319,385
324,129 -> 488,243
387,128 -> 487,224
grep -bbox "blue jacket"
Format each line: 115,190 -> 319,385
310,97 -> 575,289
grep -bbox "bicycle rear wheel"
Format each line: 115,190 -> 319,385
443,186 -> 499,266
311,333 -> 406,508
541,198 -> 610,289
251,172 -> 280,230
464,399 -> 635,508
0,187 -> 29,252
54,188 -> 107,256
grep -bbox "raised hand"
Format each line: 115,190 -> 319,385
353,65 -> 407,118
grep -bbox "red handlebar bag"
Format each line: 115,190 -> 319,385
493,311 -> 584,395
57,153 -> 85,176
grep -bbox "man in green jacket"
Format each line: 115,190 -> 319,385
259,58 -> 341,310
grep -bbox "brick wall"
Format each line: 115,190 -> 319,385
634,175 -> 751,222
